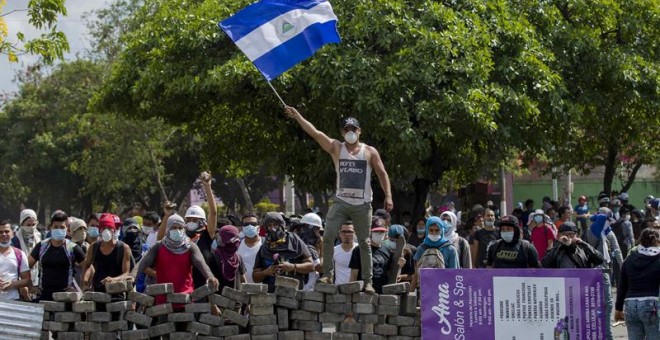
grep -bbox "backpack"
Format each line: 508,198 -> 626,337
38,239 -> 78,289
11,247 -> 23,275
417,245 -> 446,269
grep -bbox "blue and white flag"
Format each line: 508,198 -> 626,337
219,0 -> 341,81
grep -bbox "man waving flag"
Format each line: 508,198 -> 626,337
219,0 -> 341,81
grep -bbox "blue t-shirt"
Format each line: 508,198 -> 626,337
413,243 -> 460,269
574,204 -> 589,226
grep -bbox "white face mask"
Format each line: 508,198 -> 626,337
370,232 -> 385,246
186,221 -> 199,231
113,230 -> 120,242
142,226 -> 154,235
101,229 -> 113,242
501,231 -> 514,243
21,226 -> 36,234
484,221 -> 494,227
427,234 -> 441,242
344,131 -> 358,144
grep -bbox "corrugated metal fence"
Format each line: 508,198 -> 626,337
0,299 -> 44,339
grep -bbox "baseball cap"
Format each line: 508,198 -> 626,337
374,209 -> 390,220
342,117 -> 360,129
650,198 -> 660,210
69,218 -> 87,233
498,215 -> 519,227
98,213 -> 117,230
371,217 -> 387,232
618,192 -> 629,201
558,222 -> 578,233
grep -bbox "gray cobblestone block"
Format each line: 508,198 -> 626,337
387,315 -> 415,326
225,335 -> 251,340
313,283 -> 337,294
252,335 -> 278,340
221,286 -> 249,304
325,302 -> 351,314
185,302 -> 211,314
274,276 -> 300,289
41,301 -> 67,311
250,324 -> 279,335
167,312 -> 195,322
413,314 -> 420,326
55,332 -> 84,340
250,314 -> 277,326
399,326 -> 421,336
319,312 -> 345,323
144,283 -> 173,296
88,312 -> 112,323
221,309 -> 249,327
145,302 -> 173,317
338,322 -> 364,333
303,331 -> 332,340
192,283 -> 219,301
198,337 -> 223,340
43,311 -> 52,321
301,291 -> 324,302
148,322 -> 175,337
168,332 -> 193,340
106,300 -> 132,312
250,293 -> 277,305
338,281 -> 363,294
188,321 -> 212,335
240,282 -> 268,294
276,296 -> 300,309
40,331 -> 49,340
374,324 -> 398,336
378,294 -> 400,305
89,332 -> 118,340
128,291 -> 155,306
74,321 -> 102,332
290,309 -> 318,321
360,334 -> 386,340
82,291 -> 112,303
377,304 -> 400,315
212,325 -> 240,337
358,313 -> 380,324
325,293 -> 350,304
388,337 -> 414,340
124,311 -> 153,327
54,312 -> 81,322
104,280 -> 132,294
277,307 -> 289,330
210,293 -> 237,309
167,293 -> 191,304
401,292 -> 417,315
198,313 -> 225,326
301,300 -> 324,313
277,330 -> 304,340
381,282 -> 409,295
352,292 -> 378,304
274,286 -> 298,299
251,304 -> 274,316
101,320 -> 128,332
353,303 -> 375,314
43,321 -> 70,332
120,329 -> 150,340
333,333 -> 359,340
53,292 -> 83,302
291,320 -> 321,332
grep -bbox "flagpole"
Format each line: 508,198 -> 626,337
267,81 -> 287,107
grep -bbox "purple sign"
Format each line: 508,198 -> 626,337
420,269 -> 605,340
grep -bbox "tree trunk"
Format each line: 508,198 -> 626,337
620,161 -> 643,193
295,190 -> 308,212
81,194 -> 94,218
235,178 -> 254,212
602,144 -> 618,195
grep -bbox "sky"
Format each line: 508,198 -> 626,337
1,0 -> 109,95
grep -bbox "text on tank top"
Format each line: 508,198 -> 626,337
336,143 -> 373,204
155,245 -> 193,306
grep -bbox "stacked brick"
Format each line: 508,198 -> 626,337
40,279 -> 423,339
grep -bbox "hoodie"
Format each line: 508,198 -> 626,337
615,250 -> 660,311
486,225 -> 539,268
440,211 -> 472,268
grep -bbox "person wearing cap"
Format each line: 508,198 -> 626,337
617,192 -> 636,216
374,209 -> 391,227
648,198 -> 660,222
528,209 -> 557,262
541,222 -> 603,269
252,212 -> 314,292
350,218 -> 402,294
486,215 -> 539,269
574,195 -> 590,231
387,224 -> 416,283
284,106 -> 392,294
210,225 -> 246,294
598,193 -> 611,208
81,213 -> 132,296
12,209 -> 42,293
69,218 -> 89,288
27,211 -> 86,301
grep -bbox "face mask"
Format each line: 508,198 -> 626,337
72,230 -> 87,243
211,239 -> 218,251
267,226 -> 285,242
344,131 -> 358,144
102,229 -> 113,242
113,230 -> 120,242
624,215 -> 630,222
169,229 -> 184,242
484,221 -> 494,227
404,222 -> 410,227
22,226 -> 36,234
416,228 -> 425,236
533,215 -> 543,223
501,231 -> 514,243
238,232 -> 245,239
186,222 -> 199,231
427,234 -> 441,242
124,231 -> 138,244
51,228 -> 66,241
243,225 -> 258,238
0,241 -> 11,247
142,226 -> 153,235
88,227 -> 99,238
370,233 -> 385,246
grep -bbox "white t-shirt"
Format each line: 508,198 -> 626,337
146,232 -> 158,248
302,258 -> 322,291
238,238 -> 262,283
333,243 -> 358,284
0,247 -> 30,301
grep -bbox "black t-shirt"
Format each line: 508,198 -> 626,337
210,254 -> 246,291
193,231 -> 214,289
349,245 -> 392,294
401,244 -> 417,276
486,240 -> 539,269
474,228 -> 499,268
253,233 -> 311,292
31,241 -> 86,293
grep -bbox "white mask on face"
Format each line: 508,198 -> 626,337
484,221 -> 494,227
344,131 -> 358,144
142,226 -> 153,235
501,231 -> 514,243
186,221 -> 199,231
427,234 -> 441,242
101,229 -> 113,242
370,232 -> 385,246
113,230 -> 120,242
21,226 -> 36,234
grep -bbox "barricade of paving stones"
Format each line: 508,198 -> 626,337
40,278 -> 421,339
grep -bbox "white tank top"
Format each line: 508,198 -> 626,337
335,143 -> 373,205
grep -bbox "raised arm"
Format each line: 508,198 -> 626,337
284,106 -> 339,155
157,202 -> 175,241
200,172 -> 217,236
368,146 -> 393,212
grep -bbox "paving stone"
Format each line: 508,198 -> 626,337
333,333 -> 359,340
74,321 -> 102,332
210,293 -> 237,309
381,282 -> 409,295
399,326 -> 421,336
212,325 -> 240,337
353,303 -> 375,314
240,283 -> 269,294
252,335 -> 278,340
274,276 -> 299,289
301,300 -> 324,313
88,312 -> 112,322
274,286 -> 298,298
225,335 -> 252,340
121,329 -> 150,340
290,309 -> 318,321
338,281 -> 363,294
360,334 -> 386,340
168,332 -> 193,340
89,332 -> 118,340
188,321 -> 212,335
166,293 -> 191,304
185,302 -> 211,313
277,330 -> 304,340
387,315 -> 415,326
319,312 -> 345,323
53,292 -> 83,302
325,293 -> 350,304
82,291 -> 112,303
250,314 -> 277,326
54,312 -> 81,322
303,331 -> 332,340
148,322 -> 175,337
145,303 -> 173,317
301,291 -> 324,302
128,291 -> 155,306
41,301 -> 67,312
192,283 -> 219,301
250,293 -> 277,305
250,304 -> 274,316
325,302 -> 351,314
198,337 -> 223,340
221,286 -> 249,304
378,304 -> 401,315
276,296 -> 300,309
55,332 -> 84,340
105,280 -> 132,294
291,320 -> 321,332
378,294 -> 400,305
401,292 -> 418,315
374,324 -> 398,336
358,313 -> 380,324
338,322 -> 364,333
277,307 -> 289,330
313,283 -> 337,294
101,320 -> 128,332
198,313 -> 225,326
352,292 -> 378,304
144,283 -> 173,296
167,312 -> 195,322
250,324 -> 279,335
124,311 -> 153,327
106,300 -> 132,312
43,321 -> 70,332
388,337 -> 414,340
220,309 -> 249,327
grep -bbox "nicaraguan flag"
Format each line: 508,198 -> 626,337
219,0 -> 341,81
